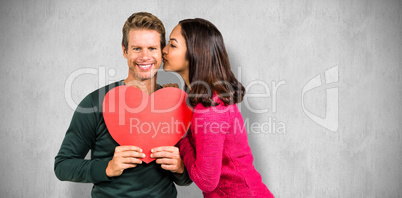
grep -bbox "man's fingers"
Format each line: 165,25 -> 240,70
151,146 -> 179,159
123,157 -> 143,165
152,146 -> 184,174
118,151 -> 145,158
114,146 -> 145,159
160,164 -> 178,171
115,146 -> 143,153
151,146 -> 179,153
114,156 -> 142,166
151,151 -> 177,159
155,158 -> 176,165
122,163 -> 138,169
107,146 -> 145,177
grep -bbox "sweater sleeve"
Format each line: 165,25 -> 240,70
170,166 -> 193,186
54,94 -> 111,183
179,105 -> 229,193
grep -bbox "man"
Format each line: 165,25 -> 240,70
55,12 -> 192,197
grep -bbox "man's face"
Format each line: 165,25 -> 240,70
123,29 -> 162,81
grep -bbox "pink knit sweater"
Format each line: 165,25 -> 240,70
179,96 -> 274,198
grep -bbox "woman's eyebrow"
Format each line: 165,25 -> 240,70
169,38 -> 178,43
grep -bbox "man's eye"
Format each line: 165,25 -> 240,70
133,48 -> 140,51
150,47 -> 157,50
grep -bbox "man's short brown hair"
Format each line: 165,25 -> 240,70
122,12 -> 166,52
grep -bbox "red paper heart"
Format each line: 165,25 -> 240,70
103,86 -> 192,163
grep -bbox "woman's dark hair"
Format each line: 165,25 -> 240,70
179,18 -> 245,107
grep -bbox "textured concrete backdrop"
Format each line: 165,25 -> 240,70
0,0 -> 401,197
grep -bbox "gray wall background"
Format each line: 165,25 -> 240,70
1,0 -> 401,197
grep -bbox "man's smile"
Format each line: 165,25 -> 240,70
137,63 -> 154,71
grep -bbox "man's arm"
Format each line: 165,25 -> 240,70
54,94 -> 111,183
170,166 -> 193,186
54,93 -> 145,183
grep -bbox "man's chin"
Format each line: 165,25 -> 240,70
135,74 -> 157,81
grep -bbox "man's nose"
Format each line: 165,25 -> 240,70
140,50 -> 151,60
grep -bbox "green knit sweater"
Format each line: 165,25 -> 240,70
54,80 -> 192,198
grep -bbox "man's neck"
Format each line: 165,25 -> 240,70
124,76 -> 158,95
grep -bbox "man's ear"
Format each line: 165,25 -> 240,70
122,44 -> 127,59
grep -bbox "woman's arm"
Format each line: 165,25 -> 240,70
179,106 -> 229,193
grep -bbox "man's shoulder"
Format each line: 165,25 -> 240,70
77,80 -> 124,110
82,81 -> 162,105
87,80 -> 124,100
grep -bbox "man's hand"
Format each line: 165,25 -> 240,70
106,146 -> 145,177
151,146 -> 184,174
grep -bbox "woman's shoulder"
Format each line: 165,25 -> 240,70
193,96 -> 238,117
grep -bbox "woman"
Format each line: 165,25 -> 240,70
162,18 -> 275,198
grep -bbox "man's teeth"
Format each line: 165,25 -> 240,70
139,64 -> 151,68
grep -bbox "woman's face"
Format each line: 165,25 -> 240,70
162,25 -> 189,75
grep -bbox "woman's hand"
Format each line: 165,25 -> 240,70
162,83 -> 179,88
